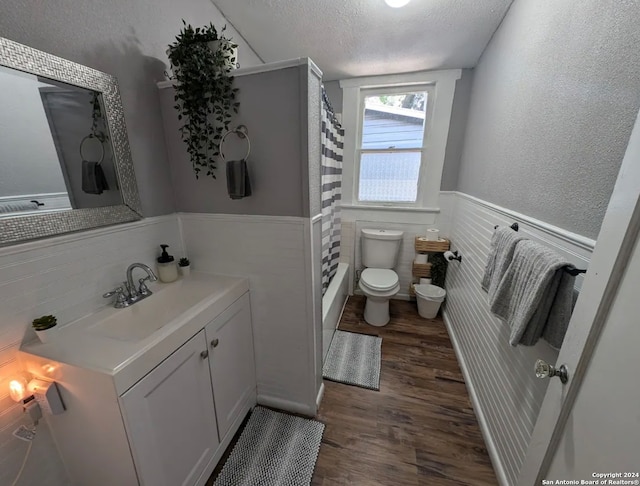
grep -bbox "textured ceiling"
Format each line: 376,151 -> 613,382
211,0 -> 514,80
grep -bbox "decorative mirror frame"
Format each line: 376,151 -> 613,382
0,37 -> 142,246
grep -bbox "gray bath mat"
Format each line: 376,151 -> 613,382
323,330 -> 382,390
213,406 -> 324,486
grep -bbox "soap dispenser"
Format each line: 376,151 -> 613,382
156,244 -> 178,283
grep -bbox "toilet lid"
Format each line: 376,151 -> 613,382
361,268 -> 399,291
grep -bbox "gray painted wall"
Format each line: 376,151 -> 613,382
0,0 -> 261,216
323,80 -> 343,114
161,66 -> 312,217
457,0 -> 640,239
441,68 -> 473,191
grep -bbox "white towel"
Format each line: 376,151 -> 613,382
482,226 -> 526,299
490,240 -> 576,347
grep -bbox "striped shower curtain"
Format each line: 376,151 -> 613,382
321,88 -> 344,295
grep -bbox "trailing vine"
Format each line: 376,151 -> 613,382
168,21 -> 239,179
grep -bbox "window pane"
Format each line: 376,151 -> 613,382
361,92 -> 427,150
358,151 -> 421,202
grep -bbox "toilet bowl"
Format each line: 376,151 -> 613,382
359,268 -> 400,327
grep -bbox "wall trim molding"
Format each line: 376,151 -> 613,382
0,214 -> 178,258
454,192 -> 596,251
257,393 -> 316,418
442,309 -> 509,486
177,212 -> 307,225
315,382 -> 325,409
158,57 -> 322,90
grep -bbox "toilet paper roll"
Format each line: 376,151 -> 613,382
415,254 -> 428,264
420,278 -> 432,285
444,250 -> 455,262
425,228 -> 440,241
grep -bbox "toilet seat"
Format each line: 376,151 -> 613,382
360,268 -> 399,292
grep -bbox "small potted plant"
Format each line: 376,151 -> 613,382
32,315 -> 58,343
178,257 -> 191,276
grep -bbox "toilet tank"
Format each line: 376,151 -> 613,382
361,229 -> 404,269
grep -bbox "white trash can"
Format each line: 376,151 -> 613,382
414,284 -> 446,319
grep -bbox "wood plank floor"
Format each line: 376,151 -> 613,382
312,296 -> 497,486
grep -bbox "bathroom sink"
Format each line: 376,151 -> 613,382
88,276 -> 230,342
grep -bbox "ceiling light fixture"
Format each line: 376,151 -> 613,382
385,0 -> 411,7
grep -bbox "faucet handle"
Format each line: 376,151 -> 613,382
103,286 -> 129,308
138,277 -> 153,297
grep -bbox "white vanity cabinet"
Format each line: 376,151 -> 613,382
119,330 -> 220,486
206,293 -> 256,439
18,274 -> 256,486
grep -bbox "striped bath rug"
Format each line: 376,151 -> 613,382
322,330 -> 382,390
213,406 -> 324,486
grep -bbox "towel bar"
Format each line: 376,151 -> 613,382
493,222 -> 587,276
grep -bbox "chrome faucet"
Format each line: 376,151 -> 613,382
103,263 -> 158,308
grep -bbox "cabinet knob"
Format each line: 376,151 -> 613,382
210,338 -> 219,348
200,350 -> 209,359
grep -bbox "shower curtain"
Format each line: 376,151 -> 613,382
321,87 -> 344,295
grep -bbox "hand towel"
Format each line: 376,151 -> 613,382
482,226 -> 526,299
490,240 -> 576,347
82,160 -> 109,195
226,159 -> 252,199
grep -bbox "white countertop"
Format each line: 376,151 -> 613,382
20,272 -> 249,394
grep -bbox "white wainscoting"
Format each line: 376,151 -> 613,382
0,214 -> 182,486
179,213 -> 319,416
443,193 -> 594,486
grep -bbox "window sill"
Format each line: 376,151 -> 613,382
341,204 -> 441,213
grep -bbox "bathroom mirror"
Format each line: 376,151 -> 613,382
0,37 -> 142,246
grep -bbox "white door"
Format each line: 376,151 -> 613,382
206,293 -> 256,439
518,110 -> 640,483
120,330 -> 219,486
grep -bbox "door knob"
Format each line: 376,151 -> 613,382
535,359 -> 568,384
211,338 -> 219,348
200,350 -> 209,359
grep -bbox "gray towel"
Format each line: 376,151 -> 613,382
490,240 -> 576,347
0,201 -> 39,214
82,160 -> 109,195
482,226 -> 526,298
226,159 -> 252,199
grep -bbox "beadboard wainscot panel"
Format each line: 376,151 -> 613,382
179,213 -> 318,415
0,214 -> 182,486
345,192 -> 455,299
443,193 -> 594,486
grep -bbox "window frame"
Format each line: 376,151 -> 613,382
355,84 -> 435,206
340,70 -> 461,212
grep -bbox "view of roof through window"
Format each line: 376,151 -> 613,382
359,91 -> 427,202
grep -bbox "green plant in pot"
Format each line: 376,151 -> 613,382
167,21 -> 240,179
32,315 -> 57,343
178,257 -> 191,276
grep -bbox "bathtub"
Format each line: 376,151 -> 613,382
322,263 -> 350,361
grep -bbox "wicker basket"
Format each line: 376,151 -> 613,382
415,237 -> 450,253
412,262 -> 432,278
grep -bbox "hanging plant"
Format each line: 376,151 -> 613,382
167,21 -> 240,179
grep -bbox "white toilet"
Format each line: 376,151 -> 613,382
359,229 -> 403,327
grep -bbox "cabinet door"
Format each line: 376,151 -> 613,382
120,330 -> 219,486
206,293 -> 256,439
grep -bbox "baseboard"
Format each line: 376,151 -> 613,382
315,383 -> 325,411
256,394 -> 316,417
442,309 -> 510,486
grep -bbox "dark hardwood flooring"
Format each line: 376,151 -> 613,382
311,296 -> 497,486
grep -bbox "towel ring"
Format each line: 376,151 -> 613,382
219,125 -> 251,162
79,134 -> 105,165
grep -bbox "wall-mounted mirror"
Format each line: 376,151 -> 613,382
0,37 -> 142,246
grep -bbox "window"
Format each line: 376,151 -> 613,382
340,70 -> 461,211
357,89 -> 429,203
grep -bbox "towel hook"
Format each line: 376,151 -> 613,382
219,125 -> 251,162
